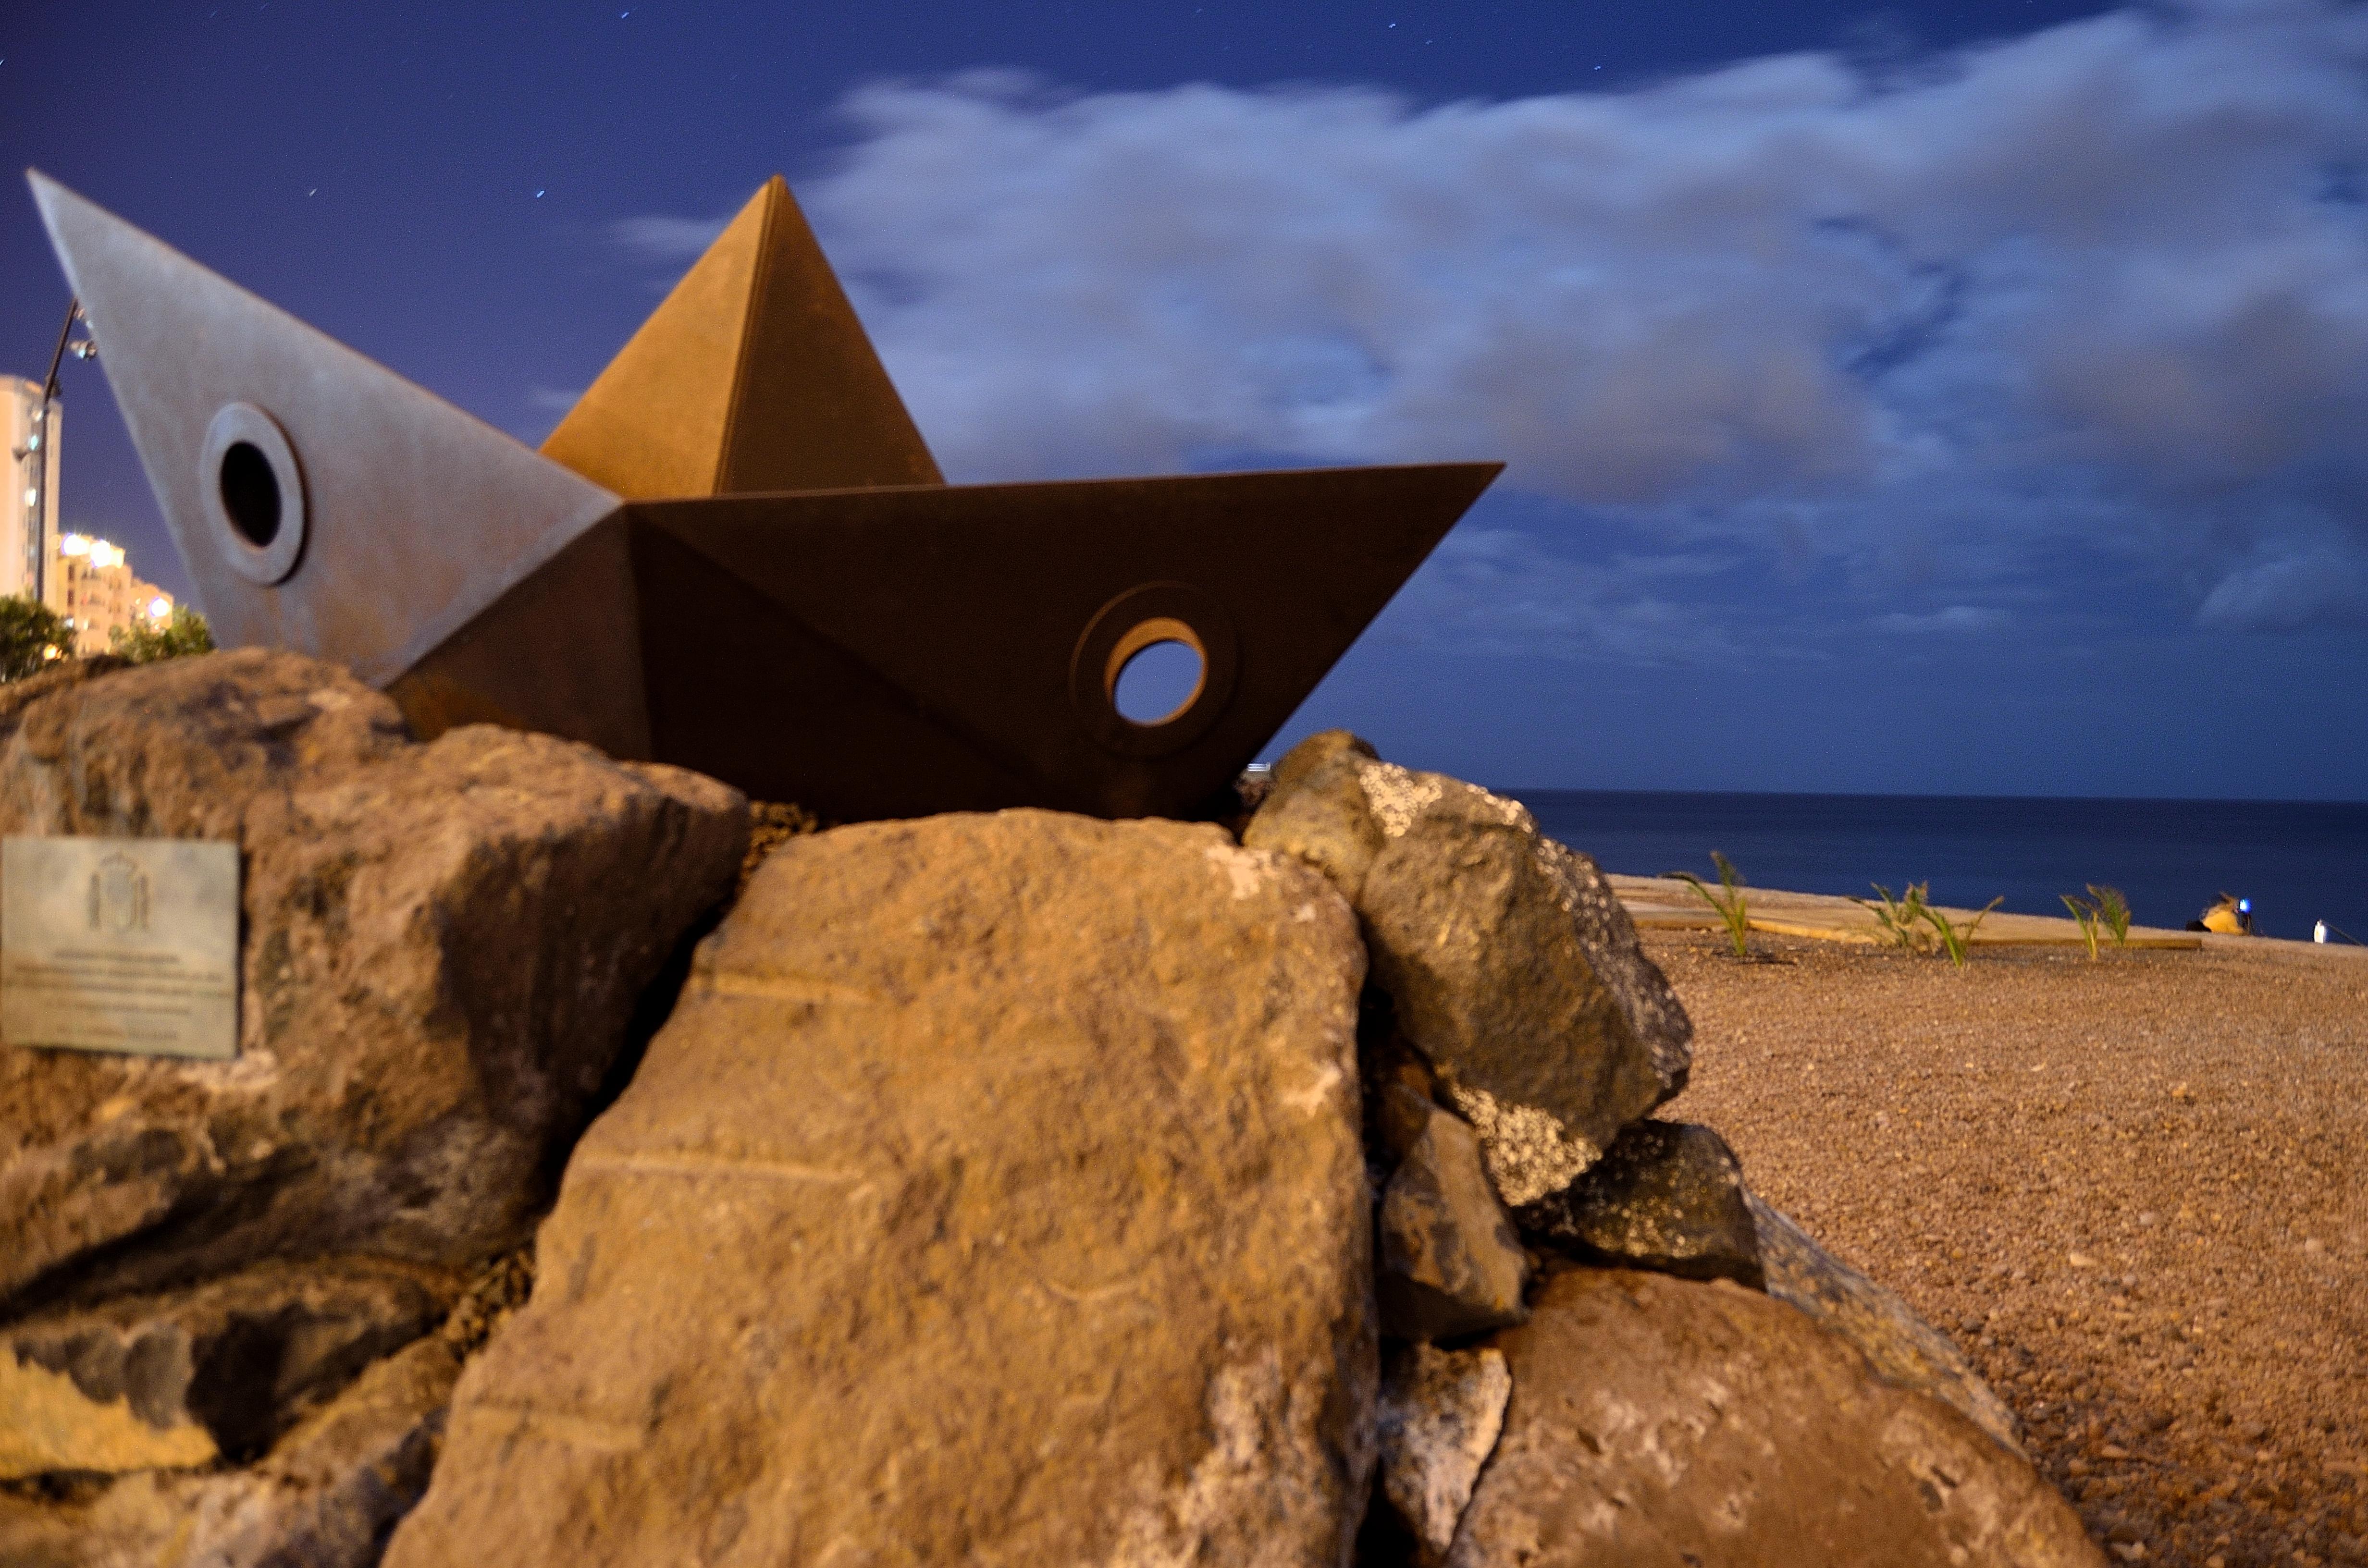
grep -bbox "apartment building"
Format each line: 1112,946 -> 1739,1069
55,532 -> 174,655
8,380 -> 178,655
4,376 -> 60,602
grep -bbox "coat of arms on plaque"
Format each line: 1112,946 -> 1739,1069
88,851 -> 151,936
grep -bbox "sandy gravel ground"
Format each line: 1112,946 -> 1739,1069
1646,930 -> 2368,1568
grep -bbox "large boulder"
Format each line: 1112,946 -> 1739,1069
1750,1194 -> 2024,1457
387,811 -> 1378,1568
1516,1119 -> 1763,1287
1445,1269 -> 2102,1568
0,649 -> 407,839
0,651 -> 749,1312
0,1256 -> 457,1479
1246,732 -> 1690,1206
0,1331 -> 465,1568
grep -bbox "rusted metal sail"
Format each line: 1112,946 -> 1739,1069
540,176 -> 943,499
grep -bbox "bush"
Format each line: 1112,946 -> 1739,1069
0,595 -> 73,682
111,606 -> 213,663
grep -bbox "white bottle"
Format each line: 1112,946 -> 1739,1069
2315,920 -> 2328,944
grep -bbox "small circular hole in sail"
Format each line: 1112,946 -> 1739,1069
1112,636 -> 1205,726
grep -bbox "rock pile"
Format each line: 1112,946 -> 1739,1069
1247,733 -> 2085,1567
0,667 -> 2102,1566
0,651 -> 748,1563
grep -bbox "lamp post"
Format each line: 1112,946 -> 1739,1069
21,298 -> 91,605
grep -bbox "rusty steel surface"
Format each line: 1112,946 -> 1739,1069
32,170 -> 1500,821
541,176 -> 943,499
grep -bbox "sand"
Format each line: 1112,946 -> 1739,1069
1646,929 -> 2368,1568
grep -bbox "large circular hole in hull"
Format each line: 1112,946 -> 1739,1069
218,441 -> 282,547
197,403 -> 308,586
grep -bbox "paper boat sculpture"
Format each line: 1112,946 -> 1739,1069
32,172 -> 1497,821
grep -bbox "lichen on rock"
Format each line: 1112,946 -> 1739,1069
1374,1343 -> 1512,1567
1246,730 -> 1692,1207
1517,1118 -> 1764,1288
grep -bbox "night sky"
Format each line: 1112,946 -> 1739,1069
6,1 -> 2364,799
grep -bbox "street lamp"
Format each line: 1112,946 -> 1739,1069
14,297 -> 92,604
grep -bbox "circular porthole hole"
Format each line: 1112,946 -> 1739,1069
199,404 -> 307,584
1112,637 -> 1205,726
218,441 -> 282,548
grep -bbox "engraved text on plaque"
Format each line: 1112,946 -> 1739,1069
2,837 -> 239,1059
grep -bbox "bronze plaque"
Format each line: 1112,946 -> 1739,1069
2,837 -> 239,1059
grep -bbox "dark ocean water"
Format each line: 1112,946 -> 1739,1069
1509,791 -> 2368,944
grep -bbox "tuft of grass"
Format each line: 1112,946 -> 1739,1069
1675,851 -> 1752,959
1920,895 -> 2004,968
2060,893 -> 2103,960
1854,882 -> 1937,954
2060,884 -> 2132,959
2090,884 -> 2132,948
1855,882 -> 2003,966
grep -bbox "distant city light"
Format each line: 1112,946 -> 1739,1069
58,534 -> 126,567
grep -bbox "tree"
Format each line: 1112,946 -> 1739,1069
0,595 -> 72,682
111,606 -> 214,663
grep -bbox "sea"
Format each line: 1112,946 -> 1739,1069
1507,792 -> 2368,945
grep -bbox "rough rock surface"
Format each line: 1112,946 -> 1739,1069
1375,1343 -> 1512,1568
0,651 -> 749,1312
0,1256 -> 457,1478
388,810 -> 1377,1568
1447,1268 -> 2103,1568
1378,1105 -> 1529,1342
1517,1119 -> 1763,1288
1751,1193 -> 2025,1458
0,648 -> 408,840
1365,1030 -> 1443,1168
0,1332 -> 464,1568
1246,731 -> 1690,1205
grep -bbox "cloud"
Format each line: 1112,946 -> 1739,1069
1873,605 -> 2011,635
2196,546 -> 2368,630
608,212 -> 731,263
616,0 -> 2368,648
1381,528 -> 1748,665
